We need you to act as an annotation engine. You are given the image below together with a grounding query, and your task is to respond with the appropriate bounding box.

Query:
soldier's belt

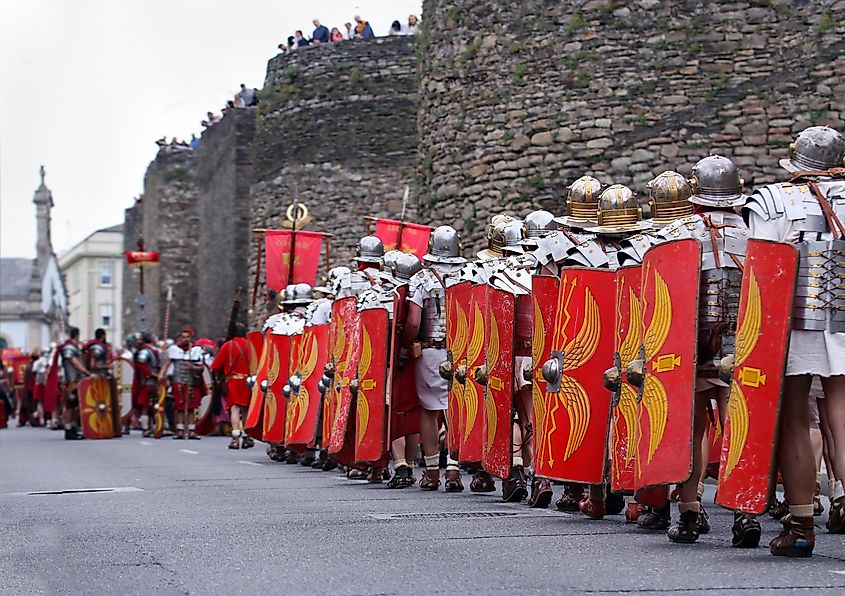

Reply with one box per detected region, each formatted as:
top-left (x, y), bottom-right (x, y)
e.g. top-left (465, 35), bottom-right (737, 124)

top-left (420, 340), bottom-right (446, 349)
top-left (228, 374), bottom-right (248, 380)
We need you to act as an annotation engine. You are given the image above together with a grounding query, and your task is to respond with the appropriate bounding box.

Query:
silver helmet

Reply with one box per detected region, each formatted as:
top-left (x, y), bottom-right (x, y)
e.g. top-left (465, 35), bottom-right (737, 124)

top-left (523, 210), bottom-right (558, 238)
top-left (688, 155), bottom-right (748, 207)
top-left (314, 266), bottom-right (350, 295)
top-left (584, 184), bottom-right (651, 234)
top-left (382, 249), bottom-right (403, 275)
top-left (556, 175), bottom-right (602, 227)
top-left (282, 282), bottom-right (313, 306)
top-left (779, 126), bottom-right (845, 174)
top-left (500, 220), bottom-right (527, 254)
top-left (393, 253), bottom-right (423, 282)
top-left (424, 225), bottom-right (466, 264)
top-left (354, 235), bottom-right (384, 265)
top-left (647, 171), bottom-right (694, 224)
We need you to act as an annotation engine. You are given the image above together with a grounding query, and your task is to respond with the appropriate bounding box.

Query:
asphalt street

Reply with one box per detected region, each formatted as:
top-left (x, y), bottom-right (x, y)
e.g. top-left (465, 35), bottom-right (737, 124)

top-left (1, 427), bottom-right (843, 595)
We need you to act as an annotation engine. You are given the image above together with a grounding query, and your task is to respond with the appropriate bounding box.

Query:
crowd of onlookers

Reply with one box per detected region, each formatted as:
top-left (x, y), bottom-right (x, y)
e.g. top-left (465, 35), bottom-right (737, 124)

top-left (279, 14), bottom-right (420, 52)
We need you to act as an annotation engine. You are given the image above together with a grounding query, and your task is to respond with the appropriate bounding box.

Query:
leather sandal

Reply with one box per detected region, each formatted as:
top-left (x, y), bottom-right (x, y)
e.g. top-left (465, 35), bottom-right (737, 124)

top-left (419, 469), bottom-right (440, 491)
top-left (667, 510), bottom-right (700, 544)
top-left (470, 470), bottom-right (495, 493)
top-left (625, 503), bottom-right (647, 523)
top-left (826, 497), bottom-right (844, 533)
top-left (638, 505), bottom-right (671, 530)
top-left (368, 467), bottom-right (385, 484)
top-left (579, 495), bottom-right (605, 519)
top-left (731, 511), bottom-right (761, 547)
top-left (770, 514), bottom-right (815, 557)
top-left (555, 483), bottom-right (585, 512)
top-left (228, 437), bottom-right (240, 449)
top-left (528, 477), bottom-right (553, 509)
top-left (347, 468), bottom-right (367, 480)
top-left (814, 482), bottom-right (824, 516)
top-left (768, 497), bottom-right (789, 520)
top-left (241, 435), bottom-right (255, 449)
top-left (444, 470), bottom-right (464, 492)
top-left (502, 465), bottom-right (528, 503)
top-left (387, 465), bottom-right (415, 489)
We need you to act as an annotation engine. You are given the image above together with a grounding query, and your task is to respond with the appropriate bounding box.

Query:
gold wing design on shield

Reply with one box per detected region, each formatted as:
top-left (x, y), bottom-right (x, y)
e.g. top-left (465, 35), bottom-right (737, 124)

top-left (485, 312), bottom-right (500, 450)
top-left (617, 384), bottom-right (638, 466)
top-left (724, 268), bottom-right (760, 479)
top-left (620, 287), bottom-right (642, 364)
top-left (616, 286), bottom-right (642, 465)
top-left (558, 288), bottom-right (600, 460)
top-left (264, 344), bottom-right (281, 430)
top-left (531, 296), bottom-right (548, 436)
top-left (463, 303), bottom-right (484, 441)
top-left (333, 319), bottom-right (346, 366)
top-left (641, 269), bottom-right (672, 463)
top-left (450, 297), bottom-right (469, 438)
top-left (356, 328), bottom-right (372, 447)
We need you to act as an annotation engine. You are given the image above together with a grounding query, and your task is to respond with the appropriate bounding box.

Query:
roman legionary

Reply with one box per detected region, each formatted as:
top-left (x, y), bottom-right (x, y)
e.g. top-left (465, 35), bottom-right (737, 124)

top-left (403, 226), bottom-right (467, 490)
top-left (743, 125), bottom-right (845, 554)
top-left (132, 331), bottom-right (161, 437)
top-left (57, 326), bottom-right (91, 440)
top-left (211, 322), bottom-right (254, 450)
top-left (83, 328), bottom-right (112, 376)
top-left (159, 327), bottom-right (205, 440)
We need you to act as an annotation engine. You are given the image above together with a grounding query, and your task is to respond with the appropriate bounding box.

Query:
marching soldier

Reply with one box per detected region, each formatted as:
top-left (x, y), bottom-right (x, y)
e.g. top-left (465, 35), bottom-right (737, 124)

top-left (159, 327), bottom-right (205, 440)
top-left (132, 331), bottom-right (161, 437)
top-left (211, 322), bottom-right (254, 450)
top-left (82, 328), bottom-right (119, 437)
top-left (57, 327), bottom-right (91, 440)
top-left (403, 226), bottom-right (467, 490)
top-left (743, 125), bottom-right (845, 554)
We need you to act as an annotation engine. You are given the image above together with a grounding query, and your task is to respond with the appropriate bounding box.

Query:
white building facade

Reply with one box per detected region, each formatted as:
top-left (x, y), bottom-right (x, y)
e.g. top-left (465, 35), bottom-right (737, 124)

top-left (58, 224), bottom-right (125, 344)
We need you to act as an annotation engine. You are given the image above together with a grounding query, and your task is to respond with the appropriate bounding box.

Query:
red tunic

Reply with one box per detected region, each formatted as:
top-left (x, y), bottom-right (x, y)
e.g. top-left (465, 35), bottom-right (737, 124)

top-left (210, 338), bottom-right (251, 408)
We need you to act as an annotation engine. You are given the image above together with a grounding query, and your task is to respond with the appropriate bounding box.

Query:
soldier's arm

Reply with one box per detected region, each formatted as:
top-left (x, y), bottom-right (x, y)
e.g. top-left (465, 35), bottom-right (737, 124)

top-left (158, 354), bottom-right (171, 381)
top-left (402, 302), bottom-right (422, 347)
top-left (70, 355), bottom-right (91, 377)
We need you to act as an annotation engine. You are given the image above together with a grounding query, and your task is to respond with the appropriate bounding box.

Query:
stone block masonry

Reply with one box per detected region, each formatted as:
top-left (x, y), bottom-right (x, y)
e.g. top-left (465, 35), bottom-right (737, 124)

top-left (417, 0), bottom-right (845, 251)
top-left (196, 109), bottom-right (255, 339)
top-left (248, 37), bottom-right (418, 327)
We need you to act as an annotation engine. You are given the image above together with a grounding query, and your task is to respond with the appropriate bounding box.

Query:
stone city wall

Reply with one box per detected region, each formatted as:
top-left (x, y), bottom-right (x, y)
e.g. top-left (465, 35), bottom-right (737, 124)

top-left (417, 0), bottom-right (845, 250)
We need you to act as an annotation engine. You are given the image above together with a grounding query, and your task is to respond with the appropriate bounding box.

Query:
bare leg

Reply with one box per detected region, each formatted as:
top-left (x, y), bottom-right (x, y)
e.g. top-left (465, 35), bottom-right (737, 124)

top-left (514, 386), bottom-right (533, 467)
top-left (819, 376), bottom-right (845, 483)
top-left (778, 376), bottom-right (814, 507)
top-left (420, 409), bottom-right (440, 457)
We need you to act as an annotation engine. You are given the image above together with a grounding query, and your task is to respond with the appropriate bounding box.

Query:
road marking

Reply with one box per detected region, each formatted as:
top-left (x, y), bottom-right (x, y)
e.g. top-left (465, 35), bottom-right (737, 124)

top-left (26, 486), bottom-right (143, 496)
top-left (139, 441), bottom-right (151, 446)
top-left (830, 570), bottom-right (845, 575)
top-left (179, 449), bottom-right (199, 455)
top-left (237, 460), bottom-right (264, 466)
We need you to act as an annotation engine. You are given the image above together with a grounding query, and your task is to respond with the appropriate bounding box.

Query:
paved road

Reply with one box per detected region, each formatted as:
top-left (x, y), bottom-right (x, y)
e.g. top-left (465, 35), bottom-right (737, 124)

top-left (1, 427), bottom-right (843, 595)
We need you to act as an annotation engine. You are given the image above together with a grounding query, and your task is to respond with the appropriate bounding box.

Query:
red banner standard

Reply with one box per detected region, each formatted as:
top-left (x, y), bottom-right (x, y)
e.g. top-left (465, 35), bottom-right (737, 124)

top-left (632, 239), bottom-right (701, 490)
top-left (373, 219), bottom-right (432, 259)
top-left (458, 284), bottom-right (487, 464)
top-left (285, 324), bottom-right (330, 447)
top-left (607, 265), bottom-right (643, 492)
top-left (264, 230), bottom-right (323, 292)
top-left (125, 250), bottom-right (160, 267)
top-left (537, 267), bottom-right (615, 485)
top-left (261, 334), bottom-right (292, 444)
top-left (716, 240), bottom-right (798, 514)
top-left (354, 308), bottom-right (390, 465)
top-left (78, 377), bottom-right (118, 440)
top-left (530, 275), bottom-right (560, 482)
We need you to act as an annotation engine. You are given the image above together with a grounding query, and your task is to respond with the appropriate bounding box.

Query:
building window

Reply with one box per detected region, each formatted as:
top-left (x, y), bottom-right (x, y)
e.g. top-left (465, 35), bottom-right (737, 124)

top-left (99, 261), bottom-right (114, 287)
top-left (100, 304), bottom-right (113, 328)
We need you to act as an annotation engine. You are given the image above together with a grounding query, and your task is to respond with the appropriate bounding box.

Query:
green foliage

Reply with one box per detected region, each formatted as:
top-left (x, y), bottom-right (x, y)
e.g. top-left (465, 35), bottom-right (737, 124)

top-left (512, 64), bottom-right (528, 85)
top-left (568, 12), bottom-right (585, 34)
top-left (165, 167), bottom-right (189, 183)
top-left (349, 67), bottom-right (364, 86)
top-left (502, 130), bottom-right (514, 142)
top-left (817, 12), bottom-right (834, 35)
top-left (636, 113), bottom-right (648, 125)
top-left (462, 38), bottom-right (481, 62)
top-left (285, 66), bottom-right (300, 83)
top-left (528, 174), bottom-right (544, 188)
top-left (509, 41), bottom-right (523, 55)
top-left (464, 217), bottom-right (478, 233)
top-left (688, 41), bottom-right (701, 56)
top-left (576, 69), bottom-right (592, 88)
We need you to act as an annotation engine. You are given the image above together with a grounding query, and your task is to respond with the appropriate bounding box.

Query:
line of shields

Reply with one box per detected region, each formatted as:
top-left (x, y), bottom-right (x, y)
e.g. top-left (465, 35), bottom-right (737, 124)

top-left (242, 285), bottom-right (420, 469)
top-left (444, 238), bottom-right (799, 515)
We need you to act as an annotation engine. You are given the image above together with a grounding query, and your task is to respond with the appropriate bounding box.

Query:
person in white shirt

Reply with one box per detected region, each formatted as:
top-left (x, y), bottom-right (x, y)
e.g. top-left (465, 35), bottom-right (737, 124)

top-left (158, 328), bottom-right (205, 439)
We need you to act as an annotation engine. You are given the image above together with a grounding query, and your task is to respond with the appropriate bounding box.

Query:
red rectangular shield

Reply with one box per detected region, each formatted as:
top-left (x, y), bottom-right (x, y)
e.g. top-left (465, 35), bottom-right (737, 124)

top-left (246, 331), bottom-right (264, 375)
top-left (355, 308), bottom-right (390, 464)
top-left (482, 286), bottom-right (515, 480)
top-left (530, 275), bottom-right (560, 479)
top-left (634, 239), bottom-right (701, 489)
top-left (536, 268), bottom-right (615, 484)
top-left (244, 334), bottom-right (271, 440)
top-left (445, 281), bottom-right (472, 453)
top-left (458, 284), bottom-right (487, 464)
top-left (285, 324), bottom-right (330, 447)
top-left (327, 297), bottom-right (361, 455)
top-left (262, 334), bottom-right (292, 444)
top-left (716, 240), bottom-right (798, 514)
top-left (609, 265), bottom-right (642, 492)
top-left (78, 376), bottom-right (117, 440)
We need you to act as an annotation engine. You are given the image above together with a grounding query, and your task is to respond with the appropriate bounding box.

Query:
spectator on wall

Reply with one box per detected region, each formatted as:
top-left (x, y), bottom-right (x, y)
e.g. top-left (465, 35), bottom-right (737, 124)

top-left (406, 15), bottom-right (420, 35)
top-left (279, 35), bottom-right (295, 52)
top-left (344, 22), bottom-right (355, 40)
top-left (353, 15), bottom-right (375, 38)
top-left (388, 20), bottom-right (402, 35)
top-left (248, 88), bottom-right (260, 106)
top-left (331, 27), bottom-right (344, 42)
top-left (293, 30), bottom-right (310, 49)
top-left (312, 19), bottom-right (329, 44)
top-left (190, 134), bottom-right (200, 151)
top-left (237, 84), bottom-right (255, 107)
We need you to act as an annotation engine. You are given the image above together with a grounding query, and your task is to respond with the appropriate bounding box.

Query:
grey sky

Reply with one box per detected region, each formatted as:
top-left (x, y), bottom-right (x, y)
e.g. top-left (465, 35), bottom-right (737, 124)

top-left (0, 0), bottom-right (421, 259)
